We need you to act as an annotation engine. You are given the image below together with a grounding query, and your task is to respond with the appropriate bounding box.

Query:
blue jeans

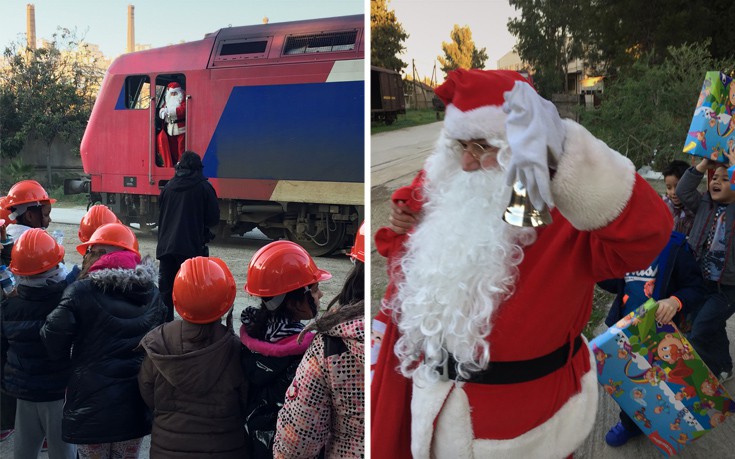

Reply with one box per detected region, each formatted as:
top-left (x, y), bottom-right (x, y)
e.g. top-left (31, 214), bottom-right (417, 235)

top-left (688, 282), bottom-right (735, 375)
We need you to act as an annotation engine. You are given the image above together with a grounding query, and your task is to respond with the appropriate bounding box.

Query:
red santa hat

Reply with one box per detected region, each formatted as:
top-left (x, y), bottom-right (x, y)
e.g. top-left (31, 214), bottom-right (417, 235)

top-left (435, 69), bottom-right (532, 141)
top-left (167, 82), bottom-right (182, 91)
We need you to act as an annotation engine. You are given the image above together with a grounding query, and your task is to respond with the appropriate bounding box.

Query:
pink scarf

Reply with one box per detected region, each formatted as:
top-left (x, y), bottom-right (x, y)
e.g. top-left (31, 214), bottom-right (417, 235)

top-left (88, 251), bottom-right (141, 273)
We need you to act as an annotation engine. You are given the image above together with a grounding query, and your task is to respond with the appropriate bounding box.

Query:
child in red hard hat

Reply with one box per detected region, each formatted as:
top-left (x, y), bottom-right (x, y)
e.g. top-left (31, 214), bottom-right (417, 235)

top-left (41, 223), bottom-right (164, 459)
top-left (1, 229), bottom-right (76, 458)
top-left (273, 222), bottom-right (365, 458)
top-left (240, 240), bottom-right (331, 458)
top-left (138, 256), bottom-right (248, 458)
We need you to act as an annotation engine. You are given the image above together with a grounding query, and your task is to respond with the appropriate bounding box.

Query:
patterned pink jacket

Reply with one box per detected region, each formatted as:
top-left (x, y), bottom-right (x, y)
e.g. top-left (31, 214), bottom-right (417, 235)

top-left (273, 317), bottom-right (365, 458)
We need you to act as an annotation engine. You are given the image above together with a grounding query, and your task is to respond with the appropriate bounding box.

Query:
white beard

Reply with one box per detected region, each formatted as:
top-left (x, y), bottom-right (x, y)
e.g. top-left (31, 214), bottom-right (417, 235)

top-left (389, 133), bottom-right (537, 385)
top-left (165, 91), bottom-right (183, 115)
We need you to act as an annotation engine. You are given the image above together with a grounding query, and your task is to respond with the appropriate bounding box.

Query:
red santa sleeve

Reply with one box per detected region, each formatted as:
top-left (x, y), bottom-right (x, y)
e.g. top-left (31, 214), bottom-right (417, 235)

top-left (550, 119), bottom-right (673, 279)
top-left (175, 102), bottom-right (186, 121)
top-left (374, 170), bottom-right (426, 258)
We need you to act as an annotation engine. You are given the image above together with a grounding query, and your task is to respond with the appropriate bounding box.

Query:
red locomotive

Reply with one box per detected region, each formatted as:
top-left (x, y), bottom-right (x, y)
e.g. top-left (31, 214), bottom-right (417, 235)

top-left (67, 15), bottom-right (364, 255)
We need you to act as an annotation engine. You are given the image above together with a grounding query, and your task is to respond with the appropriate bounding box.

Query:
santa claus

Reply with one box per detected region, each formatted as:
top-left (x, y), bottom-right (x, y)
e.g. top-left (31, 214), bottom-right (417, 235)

top-left (157, 82), bottom-right (186, 167)
top-left (371, 69), bottom-right (673, 458)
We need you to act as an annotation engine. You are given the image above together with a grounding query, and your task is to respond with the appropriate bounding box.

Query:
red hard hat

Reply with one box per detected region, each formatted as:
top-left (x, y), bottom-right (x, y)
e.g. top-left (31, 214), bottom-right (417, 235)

top-left (348, 221), bottom-right (365, 263)
top-left (9, 229), bottom-right (65, 276)
top-left (76, 223), bottom-right (140, 256)
top-left (2, 180), bottom-right (56, 209)
top-left (0, 197), bottom-right (14, 226)
top-left (78, 205), bottom-right (120, 243)
top-left (244, 240), bottom-right (331, 297)
top-left (173, 257), bottom-right (236, 324)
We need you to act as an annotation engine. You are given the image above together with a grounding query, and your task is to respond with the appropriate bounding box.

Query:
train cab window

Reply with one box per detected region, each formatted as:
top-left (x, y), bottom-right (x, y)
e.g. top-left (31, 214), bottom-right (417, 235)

top-left (213, 38), bottom-right (270, 63)
top-left (125, 75), bottom-right (151, 109)
top-left (283, 30), bottom-right (357, 55)
top-left (220, 40), bottom-right (268, 56)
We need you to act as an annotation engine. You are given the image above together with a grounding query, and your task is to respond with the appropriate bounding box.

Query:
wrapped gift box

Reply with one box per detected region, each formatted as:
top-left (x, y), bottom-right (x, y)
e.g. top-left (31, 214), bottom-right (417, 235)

top-left (729, 165), bottom-right (734, 191)
top-left (589, 299), bottom-right (735, 456)
top-left (682, 71), bottom-right (735, 163)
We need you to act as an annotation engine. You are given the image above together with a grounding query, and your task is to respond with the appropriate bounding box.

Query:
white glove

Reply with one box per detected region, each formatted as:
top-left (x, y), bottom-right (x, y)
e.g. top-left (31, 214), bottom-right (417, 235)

top-left (503, 81), bottom-right (565, 210)
top-left (159, 107), bottom-right (167, 119)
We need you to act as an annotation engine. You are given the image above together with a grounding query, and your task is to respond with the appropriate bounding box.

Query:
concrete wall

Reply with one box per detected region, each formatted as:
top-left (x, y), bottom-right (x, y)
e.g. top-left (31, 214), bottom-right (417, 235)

top-left (7, 135), bottom-right (84, 188)
top-left (551, 93), bottom-right (582, 122)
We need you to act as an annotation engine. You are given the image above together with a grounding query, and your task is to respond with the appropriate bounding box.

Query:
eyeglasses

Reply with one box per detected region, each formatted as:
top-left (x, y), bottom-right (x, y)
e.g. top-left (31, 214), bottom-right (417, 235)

top-left (455, 141), bottom-right (499, 162)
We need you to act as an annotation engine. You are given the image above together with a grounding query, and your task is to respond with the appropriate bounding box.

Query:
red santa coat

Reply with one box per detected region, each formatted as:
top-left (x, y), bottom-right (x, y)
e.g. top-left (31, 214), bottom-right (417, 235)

top-left (157, 100), bottom-right (187, 167)
top-left (371, 120), bottom-right (672, 458)
top-left (162, 101), bottom-right (186, 137)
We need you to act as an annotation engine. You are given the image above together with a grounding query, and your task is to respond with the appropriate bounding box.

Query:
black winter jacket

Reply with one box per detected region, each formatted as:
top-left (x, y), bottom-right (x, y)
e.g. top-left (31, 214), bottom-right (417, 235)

top-left (240, 326), bottom-right (313, 459)
top-left (40, 257), bottom-right (165, 444)
top-left (156, 169), bottom-right (219, 259)
top-left (1, 281), bottom-right (72, 402)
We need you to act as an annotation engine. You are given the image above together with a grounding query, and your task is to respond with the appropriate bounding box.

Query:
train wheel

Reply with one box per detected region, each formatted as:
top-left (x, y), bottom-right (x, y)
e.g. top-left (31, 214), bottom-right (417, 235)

top-left (286, 222), bottom-right (346, 257)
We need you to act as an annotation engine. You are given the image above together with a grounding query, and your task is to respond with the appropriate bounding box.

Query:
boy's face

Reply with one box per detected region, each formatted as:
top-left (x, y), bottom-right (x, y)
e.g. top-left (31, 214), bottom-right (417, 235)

top-left (18, 203), bottom-right (52, 229)
top-left (664, 175), bottom-right (681, 206)
top-left (710, 167), bottom-right (735, 204)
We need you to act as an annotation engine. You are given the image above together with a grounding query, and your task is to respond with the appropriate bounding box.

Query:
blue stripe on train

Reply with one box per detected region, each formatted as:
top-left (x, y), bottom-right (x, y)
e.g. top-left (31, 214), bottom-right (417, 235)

top-left (202, 81), bottom-right (364, 183)
top-left (115, 85), bottom-right (126, 110)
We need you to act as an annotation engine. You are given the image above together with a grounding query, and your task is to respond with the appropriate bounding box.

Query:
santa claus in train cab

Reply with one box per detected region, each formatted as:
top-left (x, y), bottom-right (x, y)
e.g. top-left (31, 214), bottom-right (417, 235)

top-left (157, 82), bottom-right (186, 167)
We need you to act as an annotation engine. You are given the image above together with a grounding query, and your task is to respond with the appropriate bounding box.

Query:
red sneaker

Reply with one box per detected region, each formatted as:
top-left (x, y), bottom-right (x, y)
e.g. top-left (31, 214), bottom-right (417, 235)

top-left (0, 429), bottom-right (14, 442)
top-left (41, 438), bottom-right (48, 451)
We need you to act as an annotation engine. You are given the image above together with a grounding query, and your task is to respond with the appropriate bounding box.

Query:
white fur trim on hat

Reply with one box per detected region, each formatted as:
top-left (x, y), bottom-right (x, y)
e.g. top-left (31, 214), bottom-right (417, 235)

top-left (442, 104), bottom-right (507, 142)
top-left (551, 119), bottom-right (636, 231)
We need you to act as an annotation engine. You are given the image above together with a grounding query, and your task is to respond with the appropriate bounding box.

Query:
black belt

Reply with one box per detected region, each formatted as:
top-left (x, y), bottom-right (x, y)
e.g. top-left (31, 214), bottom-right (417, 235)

top-left (440, 335), bottom-right (584, 384)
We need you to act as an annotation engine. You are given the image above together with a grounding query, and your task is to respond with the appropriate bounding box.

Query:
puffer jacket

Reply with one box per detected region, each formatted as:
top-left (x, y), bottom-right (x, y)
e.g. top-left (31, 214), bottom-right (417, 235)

top-left (138, 320), bottom-right (248, 458)
top-left (40, 257), bottom-right (165, 444)
top-left (1, 281), bottom-right (72, 401)
top-left (274, 302), bottom-right (365, 459)
top-left (240, 326), bottom-right (314, 459)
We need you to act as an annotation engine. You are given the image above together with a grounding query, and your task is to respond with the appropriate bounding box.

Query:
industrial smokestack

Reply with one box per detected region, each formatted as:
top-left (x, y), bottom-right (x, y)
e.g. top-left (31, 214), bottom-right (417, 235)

top-left (127, 4), bottom-right (135, 53)
top-left (26, 4), bottom-right (36, 50)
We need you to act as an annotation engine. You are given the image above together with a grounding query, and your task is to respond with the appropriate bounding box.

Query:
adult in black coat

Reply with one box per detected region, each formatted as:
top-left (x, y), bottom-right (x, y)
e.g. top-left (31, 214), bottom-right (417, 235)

top-left (41, 224), bottom-right (165, 456)
top-left (156, 150), bottom-right (220, 321)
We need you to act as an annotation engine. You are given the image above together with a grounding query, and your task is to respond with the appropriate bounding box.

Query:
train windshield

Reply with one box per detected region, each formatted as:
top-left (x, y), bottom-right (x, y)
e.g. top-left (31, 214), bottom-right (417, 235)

top-left (124, 75), bottom-right (151, 109)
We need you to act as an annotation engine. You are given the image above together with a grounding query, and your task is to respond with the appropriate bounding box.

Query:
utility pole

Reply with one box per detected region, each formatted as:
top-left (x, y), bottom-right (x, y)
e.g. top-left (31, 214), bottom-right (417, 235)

top-left (412, 59), bottom-right (419, 110)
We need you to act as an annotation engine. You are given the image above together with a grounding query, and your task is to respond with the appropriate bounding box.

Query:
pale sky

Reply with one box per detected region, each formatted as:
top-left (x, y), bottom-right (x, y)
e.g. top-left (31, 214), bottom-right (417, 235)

top-left (389, 0), bottom-right (520, 81)
top-left (0, 0), bottom-right (364, 59)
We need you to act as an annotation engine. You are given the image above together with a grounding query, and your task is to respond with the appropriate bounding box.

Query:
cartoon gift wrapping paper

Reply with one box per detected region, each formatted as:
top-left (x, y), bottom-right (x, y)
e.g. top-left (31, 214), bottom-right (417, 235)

top-left (683, 71), bottom-right (735, 164)
top-left (589, 299), bottom-right (735, 456)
